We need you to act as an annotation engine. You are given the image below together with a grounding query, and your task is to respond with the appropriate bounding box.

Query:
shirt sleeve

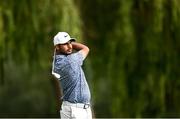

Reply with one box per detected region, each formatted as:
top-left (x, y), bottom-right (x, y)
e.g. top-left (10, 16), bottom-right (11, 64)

top-left (68, 51), bottom-right (84, 66)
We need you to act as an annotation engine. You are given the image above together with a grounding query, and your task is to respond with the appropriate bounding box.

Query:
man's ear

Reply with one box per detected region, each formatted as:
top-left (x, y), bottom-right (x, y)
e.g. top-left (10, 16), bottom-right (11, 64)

top-left (55, 45), bottom-right (59, 50)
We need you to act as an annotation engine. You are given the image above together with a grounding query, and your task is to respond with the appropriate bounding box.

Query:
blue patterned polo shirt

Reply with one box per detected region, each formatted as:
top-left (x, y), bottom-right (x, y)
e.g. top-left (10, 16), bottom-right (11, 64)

top-left (53, 51), bottom-right (91, 103)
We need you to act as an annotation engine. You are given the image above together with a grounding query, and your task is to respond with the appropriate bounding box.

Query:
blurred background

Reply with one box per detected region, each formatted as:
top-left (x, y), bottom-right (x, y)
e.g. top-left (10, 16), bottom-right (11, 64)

top-left (0, 0), bottom-right (180, 118)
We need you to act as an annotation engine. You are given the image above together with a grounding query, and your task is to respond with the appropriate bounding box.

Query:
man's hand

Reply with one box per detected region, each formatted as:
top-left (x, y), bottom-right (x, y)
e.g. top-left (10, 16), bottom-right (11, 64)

top-left (71, 42), bottom-right (89, 59)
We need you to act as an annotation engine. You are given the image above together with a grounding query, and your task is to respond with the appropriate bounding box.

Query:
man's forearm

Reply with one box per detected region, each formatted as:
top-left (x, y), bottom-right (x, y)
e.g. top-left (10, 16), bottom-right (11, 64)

top-left (71, 42), bottom-right (89, 51)
top-left (71, 42), bottom-right (89, 59)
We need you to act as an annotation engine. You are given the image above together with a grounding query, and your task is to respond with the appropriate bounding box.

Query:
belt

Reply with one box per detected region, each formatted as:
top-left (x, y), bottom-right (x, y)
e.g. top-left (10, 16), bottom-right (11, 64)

top-left (62, 101), bottom-right (90, 109)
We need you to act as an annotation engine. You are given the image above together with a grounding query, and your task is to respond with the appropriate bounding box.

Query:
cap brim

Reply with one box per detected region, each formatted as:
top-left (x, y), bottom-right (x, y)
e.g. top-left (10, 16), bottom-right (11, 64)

top-left (70, 38), bottom-right (76, 42)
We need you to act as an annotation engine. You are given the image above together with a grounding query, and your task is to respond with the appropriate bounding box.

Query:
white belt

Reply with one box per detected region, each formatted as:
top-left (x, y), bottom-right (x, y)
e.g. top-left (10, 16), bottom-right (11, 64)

top-left (62, 101), bottom-right (90, 109)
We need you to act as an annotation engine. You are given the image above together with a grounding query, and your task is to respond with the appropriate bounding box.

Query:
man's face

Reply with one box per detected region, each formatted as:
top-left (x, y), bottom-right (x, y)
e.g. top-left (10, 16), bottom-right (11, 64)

top-left (56, 41), bottom-right (73, 54)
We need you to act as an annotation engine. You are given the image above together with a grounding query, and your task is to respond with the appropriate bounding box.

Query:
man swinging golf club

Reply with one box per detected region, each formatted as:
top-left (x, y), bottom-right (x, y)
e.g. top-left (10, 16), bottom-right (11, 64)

top-left (52, 32), bottom-right (92, 119)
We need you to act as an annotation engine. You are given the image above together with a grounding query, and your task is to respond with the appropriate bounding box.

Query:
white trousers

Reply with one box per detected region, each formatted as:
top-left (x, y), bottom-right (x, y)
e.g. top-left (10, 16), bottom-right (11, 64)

top-left (60, 101), bottom-right (92, 119)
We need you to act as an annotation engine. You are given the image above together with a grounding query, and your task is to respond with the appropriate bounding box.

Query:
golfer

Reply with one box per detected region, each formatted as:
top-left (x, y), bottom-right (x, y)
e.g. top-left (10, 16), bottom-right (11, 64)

top-left (52, 32), bottom-right (92, 119)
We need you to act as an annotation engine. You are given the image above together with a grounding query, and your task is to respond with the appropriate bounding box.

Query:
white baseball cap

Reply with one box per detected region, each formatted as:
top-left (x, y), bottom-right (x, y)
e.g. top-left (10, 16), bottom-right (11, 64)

top-left (53, 32), bottom-right (75, 46)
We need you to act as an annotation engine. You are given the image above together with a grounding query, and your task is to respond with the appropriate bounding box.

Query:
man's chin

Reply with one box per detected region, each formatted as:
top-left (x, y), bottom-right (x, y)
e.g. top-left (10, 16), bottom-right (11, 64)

top-left (66, 51), bottom-right (72, 54)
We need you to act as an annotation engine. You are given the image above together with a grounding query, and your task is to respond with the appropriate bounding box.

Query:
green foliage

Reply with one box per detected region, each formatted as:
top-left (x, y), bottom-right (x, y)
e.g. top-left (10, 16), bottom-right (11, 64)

top-left (0, 0), bottom-right (82, 117)
top-left (77, 0), bottom-right (180, 117)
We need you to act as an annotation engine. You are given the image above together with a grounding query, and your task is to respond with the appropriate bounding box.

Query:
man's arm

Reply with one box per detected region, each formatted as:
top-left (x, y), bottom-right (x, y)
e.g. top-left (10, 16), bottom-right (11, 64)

top-left (71, 42), bottom-right (89, 59)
